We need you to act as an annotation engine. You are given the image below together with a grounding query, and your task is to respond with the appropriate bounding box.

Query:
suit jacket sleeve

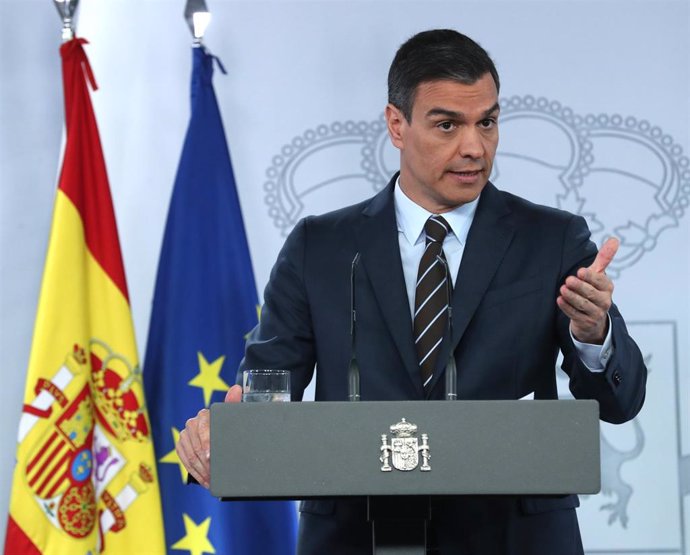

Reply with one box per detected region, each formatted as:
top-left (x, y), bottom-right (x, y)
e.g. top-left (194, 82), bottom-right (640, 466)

top-left (557, 215), bottom-right (646, 424)
top-left (238, 218), bottom-right (316, 400)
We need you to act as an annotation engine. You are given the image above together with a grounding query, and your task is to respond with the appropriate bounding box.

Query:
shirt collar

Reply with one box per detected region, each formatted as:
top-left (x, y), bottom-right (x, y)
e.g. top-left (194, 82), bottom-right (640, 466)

top-left (394, 176), bottom-right (480, 246)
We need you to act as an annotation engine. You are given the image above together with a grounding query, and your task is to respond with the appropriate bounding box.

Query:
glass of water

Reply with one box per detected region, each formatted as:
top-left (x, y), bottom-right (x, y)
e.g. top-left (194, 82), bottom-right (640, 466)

top-left (242, 369), bottom-right (291, 402)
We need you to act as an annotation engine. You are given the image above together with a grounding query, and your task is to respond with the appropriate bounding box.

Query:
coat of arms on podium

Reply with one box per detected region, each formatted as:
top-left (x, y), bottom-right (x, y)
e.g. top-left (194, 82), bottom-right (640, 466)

top-left (380, 418), bottom-right (430, 472)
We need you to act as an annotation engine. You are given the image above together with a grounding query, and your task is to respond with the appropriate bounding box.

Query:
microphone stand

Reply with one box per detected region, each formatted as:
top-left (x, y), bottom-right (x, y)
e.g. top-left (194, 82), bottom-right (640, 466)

top-left (348, 253), bottom-right (361, 401)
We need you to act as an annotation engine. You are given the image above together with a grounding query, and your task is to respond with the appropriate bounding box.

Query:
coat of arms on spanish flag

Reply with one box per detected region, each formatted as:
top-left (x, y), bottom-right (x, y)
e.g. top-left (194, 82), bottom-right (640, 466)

top-left (4, 38), bottom-right (165, 554)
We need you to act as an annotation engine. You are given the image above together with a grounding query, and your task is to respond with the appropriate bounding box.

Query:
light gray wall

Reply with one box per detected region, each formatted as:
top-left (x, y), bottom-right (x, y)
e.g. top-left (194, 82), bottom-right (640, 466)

top-left (0, 0), bottom-right (64, 547)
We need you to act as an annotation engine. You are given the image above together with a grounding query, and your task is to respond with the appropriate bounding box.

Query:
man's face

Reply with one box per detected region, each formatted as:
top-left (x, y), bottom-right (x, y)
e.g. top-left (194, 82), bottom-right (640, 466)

top-left (385, 73), bottom-right (499, 213)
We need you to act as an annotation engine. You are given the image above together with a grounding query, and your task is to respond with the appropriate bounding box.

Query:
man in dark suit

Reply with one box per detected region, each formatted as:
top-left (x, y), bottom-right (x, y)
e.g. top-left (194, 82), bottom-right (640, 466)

top-left (177, 29), bottom-right (646, 554)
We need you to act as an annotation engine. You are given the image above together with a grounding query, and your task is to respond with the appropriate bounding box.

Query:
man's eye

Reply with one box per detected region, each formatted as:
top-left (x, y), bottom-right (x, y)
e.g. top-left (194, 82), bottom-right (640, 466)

top-left (438, 121), bottom-right (455, 131)
top-left (479, 118), bottom-right (497, 129)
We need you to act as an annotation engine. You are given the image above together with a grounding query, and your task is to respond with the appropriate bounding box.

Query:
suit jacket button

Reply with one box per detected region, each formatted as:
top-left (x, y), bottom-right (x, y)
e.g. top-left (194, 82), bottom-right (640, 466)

top-left (612, 372), bottom-right (622, 385)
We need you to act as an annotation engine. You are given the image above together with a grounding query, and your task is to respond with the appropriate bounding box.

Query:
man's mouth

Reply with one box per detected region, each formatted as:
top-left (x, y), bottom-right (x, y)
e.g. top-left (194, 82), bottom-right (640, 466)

top-left (449, 170), bottom-right (482, 176)
top-left (447, 169), bottom-right (483, 182)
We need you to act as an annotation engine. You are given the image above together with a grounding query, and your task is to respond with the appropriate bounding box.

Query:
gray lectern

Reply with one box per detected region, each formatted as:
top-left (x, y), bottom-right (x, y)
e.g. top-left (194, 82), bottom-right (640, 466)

top-left (210, 400), bottom-right (600, 554)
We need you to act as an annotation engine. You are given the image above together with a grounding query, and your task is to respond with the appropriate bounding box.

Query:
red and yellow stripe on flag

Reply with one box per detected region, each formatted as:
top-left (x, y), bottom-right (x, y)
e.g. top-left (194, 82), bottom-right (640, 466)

top-left (4, 38), bottom-right (165, 555)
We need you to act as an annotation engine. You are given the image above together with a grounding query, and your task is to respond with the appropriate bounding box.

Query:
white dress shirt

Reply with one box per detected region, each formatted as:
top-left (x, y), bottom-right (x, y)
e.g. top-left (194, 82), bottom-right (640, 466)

top-left (393, 178), bottom-right (612, 372)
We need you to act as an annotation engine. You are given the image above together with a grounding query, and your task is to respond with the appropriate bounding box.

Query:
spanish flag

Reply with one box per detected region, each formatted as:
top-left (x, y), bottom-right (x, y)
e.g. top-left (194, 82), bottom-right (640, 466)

top-left (4, 39), bottom-right (165, 554)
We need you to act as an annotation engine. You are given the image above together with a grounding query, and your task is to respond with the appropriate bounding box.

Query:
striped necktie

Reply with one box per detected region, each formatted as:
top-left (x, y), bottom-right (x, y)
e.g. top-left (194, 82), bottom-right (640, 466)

top-left (414, 215), bottom-right (451, 388)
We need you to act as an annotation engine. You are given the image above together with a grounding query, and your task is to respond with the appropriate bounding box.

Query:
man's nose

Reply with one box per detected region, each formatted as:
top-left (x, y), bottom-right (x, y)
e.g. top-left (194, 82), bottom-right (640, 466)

top-left (457, 128), bottom-right (484, 159)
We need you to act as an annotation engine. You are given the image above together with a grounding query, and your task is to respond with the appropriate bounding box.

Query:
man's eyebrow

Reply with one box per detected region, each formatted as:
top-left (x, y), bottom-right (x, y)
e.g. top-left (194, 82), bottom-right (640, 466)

top-left (482, 102), bottom-right (501, 117)
top-left (425, 102), bottom-right (501, 120)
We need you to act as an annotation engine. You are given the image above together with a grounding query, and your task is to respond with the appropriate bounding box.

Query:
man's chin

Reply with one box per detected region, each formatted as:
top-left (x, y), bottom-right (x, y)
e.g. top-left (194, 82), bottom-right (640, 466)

top-left (434, 184), bottom-right (487, 211)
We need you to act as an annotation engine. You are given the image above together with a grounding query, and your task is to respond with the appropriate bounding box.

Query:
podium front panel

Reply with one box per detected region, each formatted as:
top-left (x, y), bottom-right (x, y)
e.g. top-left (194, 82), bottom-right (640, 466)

top-left (210, 400), bottom-right (600, 499)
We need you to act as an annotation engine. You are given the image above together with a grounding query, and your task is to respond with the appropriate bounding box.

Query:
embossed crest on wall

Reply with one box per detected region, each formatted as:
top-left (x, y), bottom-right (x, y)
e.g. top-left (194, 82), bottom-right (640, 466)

top-left (263, 96), bottom-right (690, 278)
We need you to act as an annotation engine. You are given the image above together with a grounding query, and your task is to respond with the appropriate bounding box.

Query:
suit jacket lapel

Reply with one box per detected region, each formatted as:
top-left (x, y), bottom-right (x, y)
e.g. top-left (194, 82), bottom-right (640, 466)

top-left (355, 177), bottom-right (423, 396)
top-left (427, 182), bottom-right (516, 397)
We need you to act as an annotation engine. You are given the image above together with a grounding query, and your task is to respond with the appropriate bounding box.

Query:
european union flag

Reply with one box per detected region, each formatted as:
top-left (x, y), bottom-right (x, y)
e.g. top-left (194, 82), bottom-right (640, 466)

top-left (143, 46), bottom-right (297, 555)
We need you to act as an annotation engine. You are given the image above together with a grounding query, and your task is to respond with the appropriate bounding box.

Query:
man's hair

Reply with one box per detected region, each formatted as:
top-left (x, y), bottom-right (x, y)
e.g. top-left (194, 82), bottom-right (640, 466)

top-left (388, 29), bottom-right (500, 121)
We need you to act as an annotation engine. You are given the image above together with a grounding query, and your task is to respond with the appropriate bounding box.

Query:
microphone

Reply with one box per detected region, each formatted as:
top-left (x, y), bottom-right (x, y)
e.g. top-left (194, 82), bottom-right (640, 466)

top-left (348, 252), bottom-right (361, 401)
top-left (436, 254), bottom-right (457, 400)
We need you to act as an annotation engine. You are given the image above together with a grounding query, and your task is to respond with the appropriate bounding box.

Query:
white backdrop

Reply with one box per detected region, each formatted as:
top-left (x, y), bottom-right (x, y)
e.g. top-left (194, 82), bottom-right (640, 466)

top-left (1, 0), bottom-right (688, 552)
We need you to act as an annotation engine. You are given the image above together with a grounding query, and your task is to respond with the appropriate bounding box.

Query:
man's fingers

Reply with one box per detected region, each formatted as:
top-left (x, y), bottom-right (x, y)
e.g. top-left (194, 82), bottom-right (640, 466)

top-left (560, 285), bottom-right (590, 314)
top-left (225, 384), bottom-right (242, 403)
top-left (566, 274), bottom-right (613, 303)
top-left (187, 409), bottom-right (210, 459)
top-left (176, 429), bottom-right (210, 487)
top-left (565, 276), bottom-right (598, 303)
top-left (179, 426), bottom-right (210, 485)
top-left (576, 267), bottom-right (614, 293)
top-left (560, 280), bottom-right (610, 315)
top-left (176, 388), bottom-right (241, 489)
top-left (589, 237), bottom-right (620, 274)
top-left (175, 408), bottom-right (212, 488)
top-left (556, 295), bottom-right (582, 320)
top-left (178, 438), bottom-right (207, 485)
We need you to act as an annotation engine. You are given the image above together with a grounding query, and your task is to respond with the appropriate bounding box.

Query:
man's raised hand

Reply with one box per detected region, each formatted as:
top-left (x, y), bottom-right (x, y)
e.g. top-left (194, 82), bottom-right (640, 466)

top-left (556, 237), bottom-right (619, 344)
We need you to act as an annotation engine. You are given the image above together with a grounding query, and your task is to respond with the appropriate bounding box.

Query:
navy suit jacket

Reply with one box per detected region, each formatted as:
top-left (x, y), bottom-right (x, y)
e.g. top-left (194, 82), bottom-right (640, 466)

top-left (240, 175), bottom-right (646, 554)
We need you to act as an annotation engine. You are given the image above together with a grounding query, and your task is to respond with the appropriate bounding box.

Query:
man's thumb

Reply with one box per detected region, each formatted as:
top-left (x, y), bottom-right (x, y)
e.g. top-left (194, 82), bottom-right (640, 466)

top-left (590, 237), bottom-right (620, 273)
top-left (225, 384), bottom-right (242, 403)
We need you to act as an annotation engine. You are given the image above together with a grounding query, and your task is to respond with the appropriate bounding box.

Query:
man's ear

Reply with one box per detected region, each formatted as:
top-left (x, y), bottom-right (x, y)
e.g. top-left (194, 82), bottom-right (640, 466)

top-left (385, 103), bottom-right (405, 150)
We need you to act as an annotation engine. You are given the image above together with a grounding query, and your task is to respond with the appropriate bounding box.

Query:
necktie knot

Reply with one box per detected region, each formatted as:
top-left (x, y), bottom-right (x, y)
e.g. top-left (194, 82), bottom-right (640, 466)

top-left (424, 215), bottom-right (450, 245)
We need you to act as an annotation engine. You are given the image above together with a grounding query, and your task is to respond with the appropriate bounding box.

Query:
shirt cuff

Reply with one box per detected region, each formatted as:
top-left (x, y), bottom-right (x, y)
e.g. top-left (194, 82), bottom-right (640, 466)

top-left (570, 314), bottom-right (614, 373)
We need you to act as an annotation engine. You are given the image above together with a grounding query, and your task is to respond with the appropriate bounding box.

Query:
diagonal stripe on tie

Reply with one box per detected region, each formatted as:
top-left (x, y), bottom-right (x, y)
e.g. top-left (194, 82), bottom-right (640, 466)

top-left (414, 214), bottom-right (452, 387)
top-left (414, 278), bottom-right (447, 317)
top-left (415, 304), bottom-right (449, 344)
top-left (419, 336), bottom-right (444, 366)
top-left (416, 258), bottom-right (440, 287)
